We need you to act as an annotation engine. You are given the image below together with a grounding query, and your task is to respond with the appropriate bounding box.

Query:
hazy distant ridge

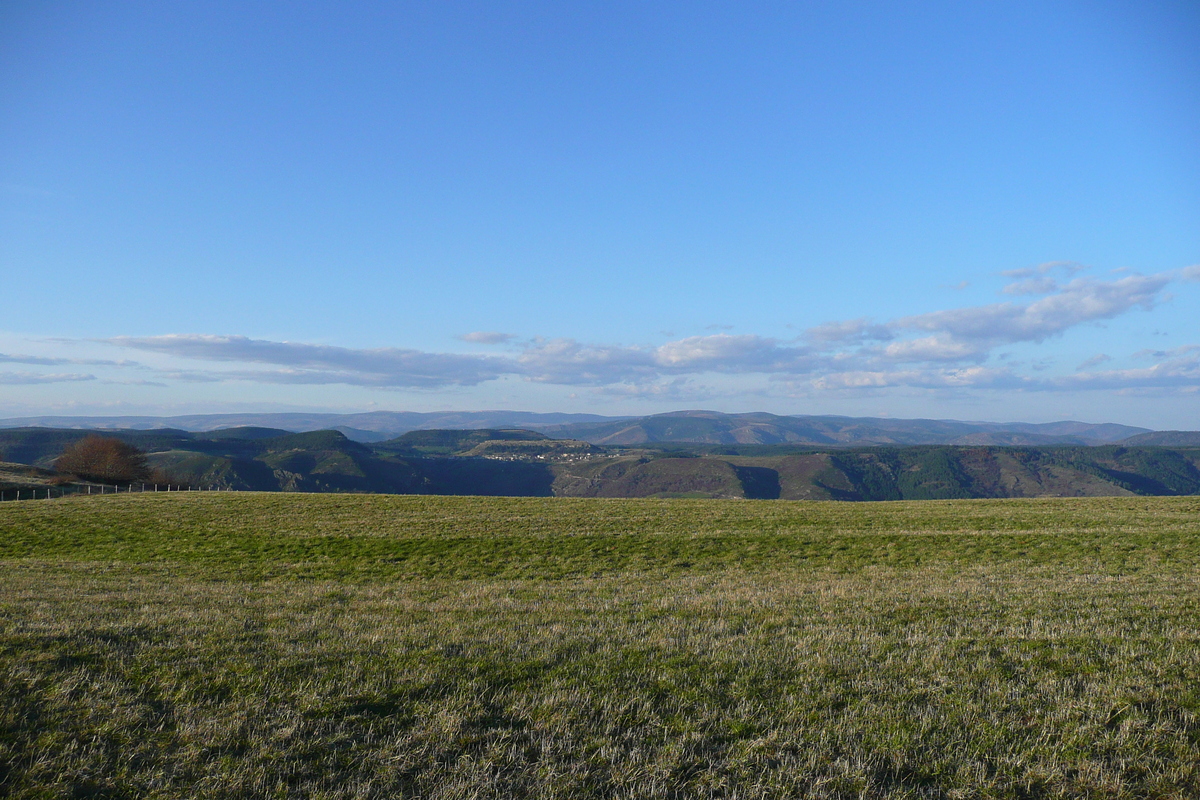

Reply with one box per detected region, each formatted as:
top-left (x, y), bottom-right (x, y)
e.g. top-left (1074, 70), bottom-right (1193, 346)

top-left (0, 411), bottom-right (624, 441)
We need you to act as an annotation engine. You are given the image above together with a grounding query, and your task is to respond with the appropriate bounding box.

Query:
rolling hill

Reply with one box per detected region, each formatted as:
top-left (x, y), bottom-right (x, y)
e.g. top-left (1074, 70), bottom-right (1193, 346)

top-left (1118, 430), bottom-right (1200, 447)
top-left (3, 425), bottom-right (1199, 502)
top-left (540, 410), bottom-right (1150, 446)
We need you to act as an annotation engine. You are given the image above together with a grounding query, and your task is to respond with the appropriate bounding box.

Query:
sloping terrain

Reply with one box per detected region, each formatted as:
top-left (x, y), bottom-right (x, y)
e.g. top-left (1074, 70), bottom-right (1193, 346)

top-left (551, 456), bottom-right (750, 498)
top-left (4, 494), bottom-right (1200, 798)
top-left (3, 426), bottom-right (1200, 501)
top-left (0, 427), bottom-right (274, 469)
top-left (1119, 430), bottom-right (1200, 446)
top-left (541, 410), bottom-right (1150, 446)
top-left (0, 462), bottom-right (58, 491)
top-left (549, 445), bottom-right (1200, 501)
top-left (375, 428), bottom-right (552, 455)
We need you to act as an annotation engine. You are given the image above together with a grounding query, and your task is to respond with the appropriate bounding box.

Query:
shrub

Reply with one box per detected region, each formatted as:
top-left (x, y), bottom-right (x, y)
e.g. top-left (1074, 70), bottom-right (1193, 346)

top-left (55, 435), bottom-right (150, 485)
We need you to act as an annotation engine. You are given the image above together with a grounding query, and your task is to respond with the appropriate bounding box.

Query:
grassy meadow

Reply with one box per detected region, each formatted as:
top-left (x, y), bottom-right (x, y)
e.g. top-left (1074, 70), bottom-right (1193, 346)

top-left (2, 493), bottom-right (1199, 798)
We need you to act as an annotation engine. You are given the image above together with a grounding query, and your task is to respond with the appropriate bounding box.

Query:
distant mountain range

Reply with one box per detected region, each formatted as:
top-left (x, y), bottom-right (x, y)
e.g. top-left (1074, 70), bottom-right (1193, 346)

top-left (0, 411), bottom-right (621, 442)
top-left (0, 409), bottom-right (1157, 446)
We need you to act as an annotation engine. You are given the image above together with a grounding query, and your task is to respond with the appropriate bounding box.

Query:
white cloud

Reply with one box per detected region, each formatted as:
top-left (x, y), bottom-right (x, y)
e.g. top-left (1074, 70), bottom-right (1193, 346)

top-left (877, 336), bottom-right (985, 363)
top-left (593, 377), bottom-right (712, 400)
top-left (653, 334), bottom-right (813, 372)
top-left (805, 318), bottom-right (892, 345)
top-left (1076, 354), bottom-right (1112, 371)
top-left (1001, 261), bottom-right (1085, 279)
top-left (0, 352), bottom-right (136, 367)
top-left (811, 350), bottom-right (1200, 396)
top-left (1001, 276), bottom-right (1058, 295)
top-left (515, 338), bottom-right (655, 385)
top-left (456, 331), bottom-right (516, 344)
top-left (812, 366), bottom-right (1021, 392)
top-left (0, 371), bottom-right (96, 384)
top-left (109, 335), bottom-right (510, 387)
top-left (797, 269), bottom-right (1182, 384)
top-left (1133, 344), bottom-right (1200, 360)
top-left (61, 264), bottom-right (1197, 400)
top-left (1051, 355), bottom-right (1200, 390)
top-left (896, 273), bottom-right (1169, 345)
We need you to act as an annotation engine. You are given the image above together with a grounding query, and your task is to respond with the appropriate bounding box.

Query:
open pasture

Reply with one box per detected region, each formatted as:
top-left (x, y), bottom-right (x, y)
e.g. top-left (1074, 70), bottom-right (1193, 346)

top-left (2, 494), bottom-right (1199, 798)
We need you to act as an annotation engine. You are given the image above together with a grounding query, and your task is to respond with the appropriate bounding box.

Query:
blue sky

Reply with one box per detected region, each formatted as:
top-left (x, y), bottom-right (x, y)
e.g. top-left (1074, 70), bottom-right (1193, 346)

top-left (1, 0), bottom-right (1198, 427)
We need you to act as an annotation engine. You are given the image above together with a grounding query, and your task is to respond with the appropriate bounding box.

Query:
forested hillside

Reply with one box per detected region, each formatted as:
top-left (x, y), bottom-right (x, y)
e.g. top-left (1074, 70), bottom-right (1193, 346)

top-left (3, 426), bottom-right (1199, 500)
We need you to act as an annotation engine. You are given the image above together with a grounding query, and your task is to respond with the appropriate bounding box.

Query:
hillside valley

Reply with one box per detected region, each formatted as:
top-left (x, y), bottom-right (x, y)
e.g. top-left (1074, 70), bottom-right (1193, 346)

top-left (3, 425), bottom-right (1200, 501)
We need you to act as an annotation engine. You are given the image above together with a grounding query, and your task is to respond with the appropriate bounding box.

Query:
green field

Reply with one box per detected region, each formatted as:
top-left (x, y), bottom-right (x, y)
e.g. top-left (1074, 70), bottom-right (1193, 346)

top-left (2, 494), bottom-right (1199, 798)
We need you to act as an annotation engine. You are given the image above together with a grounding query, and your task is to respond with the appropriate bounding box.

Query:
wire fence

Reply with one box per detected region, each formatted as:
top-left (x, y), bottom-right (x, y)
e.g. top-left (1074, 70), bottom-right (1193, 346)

top-left (0, 483), bottom-right (238, 502)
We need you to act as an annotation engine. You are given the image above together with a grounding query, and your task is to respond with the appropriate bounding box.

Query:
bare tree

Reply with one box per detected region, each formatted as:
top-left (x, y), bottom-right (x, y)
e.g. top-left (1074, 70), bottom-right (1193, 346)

top-left (55, 435), bottom-right (151, 485)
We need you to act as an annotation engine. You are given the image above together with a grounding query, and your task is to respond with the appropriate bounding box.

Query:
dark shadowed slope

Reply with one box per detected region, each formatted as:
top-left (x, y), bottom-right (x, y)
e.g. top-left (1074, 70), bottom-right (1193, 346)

top-left (5, 425), bottom-right (1197, 501)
